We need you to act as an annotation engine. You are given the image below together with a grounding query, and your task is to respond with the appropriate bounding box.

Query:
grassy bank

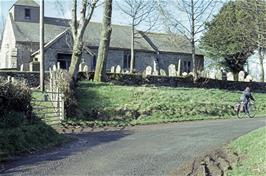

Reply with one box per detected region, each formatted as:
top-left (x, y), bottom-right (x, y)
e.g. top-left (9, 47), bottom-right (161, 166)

top-left (67, 81), bottom-right (266, 127)
top-left (0, 114), bottom-right (65, 162)
top-left (227, 127), bottom-right (266, 175)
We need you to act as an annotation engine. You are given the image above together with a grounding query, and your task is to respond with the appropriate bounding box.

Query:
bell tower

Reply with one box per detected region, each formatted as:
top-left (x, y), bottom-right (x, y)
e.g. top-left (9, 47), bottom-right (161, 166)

top-left (9, 0), bottom-right (40, 23)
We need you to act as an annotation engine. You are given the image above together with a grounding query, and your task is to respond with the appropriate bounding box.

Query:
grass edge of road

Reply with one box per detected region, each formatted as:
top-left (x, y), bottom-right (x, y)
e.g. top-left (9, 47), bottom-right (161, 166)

top-left (174, 125), bottom-right (266, 175)
top-left (226, 126), bottom-right (266, 176)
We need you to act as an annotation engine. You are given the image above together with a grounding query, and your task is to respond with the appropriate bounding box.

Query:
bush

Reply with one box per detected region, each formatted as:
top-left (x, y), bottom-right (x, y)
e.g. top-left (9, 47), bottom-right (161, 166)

top-left (50, 70), bottom-right (78, 117)
top-left (0, 78), bottom-right (32, 120)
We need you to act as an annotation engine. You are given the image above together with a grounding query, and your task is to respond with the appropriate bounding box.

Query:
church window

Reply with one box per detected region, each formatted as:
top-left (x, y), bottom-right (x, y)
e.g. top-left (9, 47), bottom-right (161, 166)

top-left (123, 51), bottom-right (131, 69)
top-left (25, 9), bottom-right (31, 19)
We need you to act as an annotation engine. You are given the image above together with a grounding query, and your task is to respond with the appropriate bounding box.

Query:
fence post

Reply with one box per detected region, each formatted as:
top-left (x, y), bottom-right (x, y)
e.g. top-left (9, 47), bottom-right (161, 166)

top-left (60, 94), bottom-right (65, 120)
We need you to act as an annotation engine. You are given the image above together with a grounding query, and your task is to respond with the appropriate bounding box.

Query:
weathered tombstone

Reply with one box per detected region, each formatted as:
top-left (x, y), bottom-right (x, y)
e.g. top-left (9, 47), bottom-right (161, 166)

top-left (7, 76), bottom-right (11, 82)
top-left (215, 71), bottom-right (222, 80)
top-left (160, 69), bottom-right (167, 76)
top-left (83, 65), bottom-right (88, 72)
top-left (188, 72), bottom-right (194, 76)
top-left (79, 63), bottom-right (84, 72)
top-left (153, 70), bottom-right (159, 76)
top-left (145, 66), bottom-right (152, 76)
top-left (53, 64), bottom-right (57, 71)
top-left (238, 71), bottom-right (245, 81)
top-left (115, 65), bottom-right (121, 73)
top-left (11, 77), bottom-right (15, 83)
top-left (177, 59), bottom-right (181, 76)
top-left (209, 71), bottom-right (216, 79)
top-left (110, 66), bottom-right (115, 73)
top-left (168, 64), bottom-right (176, 77)
top-left (227, 72), bottom-right (234, 81)
top-left (182, 72), bottom-right (188, 76)
top-left (20, 64), bottom-right (24, 71)
top-left (57, 62), bottom-right (60, 69)
top-left (245, 75), bottom-right (253, 82)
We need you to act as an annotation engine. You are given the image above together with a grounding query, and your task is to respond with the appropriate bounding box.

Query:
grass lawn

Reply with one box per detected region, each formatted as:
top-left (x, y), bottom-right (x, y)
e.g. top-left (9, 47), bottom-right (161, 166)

top-left (65, 81), bottom-right (266, 127)
top-left (227, 127), bottom-right (266, 176)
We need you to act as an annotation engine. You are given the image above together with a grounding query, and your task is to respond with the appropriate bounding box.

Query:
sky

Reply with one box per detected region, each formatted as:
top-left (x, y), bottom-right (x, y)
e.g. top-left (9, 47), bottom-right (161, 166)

top-left (0, 0), bottom-right (265, 80)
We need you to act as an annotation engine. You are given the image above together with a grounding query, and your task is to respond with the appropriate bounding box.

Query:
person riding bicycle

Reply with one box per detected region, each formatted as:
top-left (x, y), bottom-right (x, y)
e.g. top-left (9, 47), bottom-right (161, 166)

top-left (240, 87), bottom-right (255, 114)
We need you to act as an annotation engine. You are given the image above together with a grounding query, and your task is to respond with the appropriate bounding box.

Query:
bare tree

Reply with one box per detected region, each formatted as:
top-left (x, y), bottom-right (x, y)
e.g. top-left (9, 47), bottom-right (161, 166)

top-left (68, 0), bottom-right (99, 82)
top-left (94, 0), bottom-right (113, 82)
top-left (157, 0), bottom-right (217, 81)
top-left (116, 0), bottom-right (157, 73)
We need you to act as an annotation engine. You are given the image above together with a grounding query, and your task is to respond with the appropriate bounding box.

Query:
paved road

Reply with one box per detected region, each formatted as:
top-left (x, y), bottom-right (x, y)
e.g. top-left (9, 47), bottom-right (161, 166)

top-left (1, 118), bottom-right (266, 176)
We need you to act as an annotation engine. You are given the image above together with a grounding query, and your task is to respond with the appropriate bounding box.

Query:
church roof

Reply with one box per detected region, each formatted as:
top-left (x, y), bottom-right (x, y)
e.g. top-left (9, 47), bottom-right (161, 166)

top-left (12, 17), bottom-right (202, 55)
top-left (14, 0), bottom-right (39, 7)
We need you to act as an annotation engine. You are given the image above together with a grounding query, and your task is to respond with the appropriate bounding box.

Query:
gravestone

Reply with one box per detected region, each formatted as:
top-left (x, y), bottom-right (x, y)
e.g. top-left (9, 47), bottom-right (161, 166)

top-left (215, 71), bottom-right (222, 80)
top-left (153, 69), bottom-right (159, 76)
top-left (245, 75), bottom-right (253, 82)
top-left (177, 59), bottom-right (181, 76)
top-left (160, 69), bottom-right (167, 76)
top-left (115, 65), bottom-right (121, 73)
top-left (188, 72), bottom-right (194, 76)
top-left (168, 64), bottom-right (176, 77)
top-left (53, 64), bottom-right (57, 71)
top-left (145, 66), bottom-right (152, 76)
top-left (110, 66), bottom-right (115, 73)
top-left (83, 65), bottom-right (88, 72)
top-left (182, 72), bottom-right (188, 76)
top-left (57, 62), bottom-right (60, 69)
top-left (209, 71), bottom-right (216, 79)
top-left (227, 72), bottom-right (234, 81)
top-left (238, 71), bottom-right (245, 81)
top-left (20, 64), bottom-right (24, 71)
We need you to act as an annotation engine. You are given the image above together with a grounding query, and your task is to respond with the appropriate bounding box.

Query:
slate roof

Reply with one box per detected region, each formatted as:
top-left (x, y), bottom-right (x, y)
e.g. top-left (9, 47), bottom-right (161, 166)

top-left (13, 0), bottom-right (39, 7)
top-left (12, 16), bottom-right (202, 55)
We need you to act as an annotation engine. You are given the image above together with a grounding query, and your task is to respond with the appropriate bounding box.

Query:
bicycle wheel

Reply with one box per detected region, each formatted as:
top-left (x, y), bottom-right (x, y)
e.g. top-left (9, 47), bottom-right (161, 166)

top-left (248, 102), bottom-right (256, 118)
top-left (237, 103), bottom-right (246, 118)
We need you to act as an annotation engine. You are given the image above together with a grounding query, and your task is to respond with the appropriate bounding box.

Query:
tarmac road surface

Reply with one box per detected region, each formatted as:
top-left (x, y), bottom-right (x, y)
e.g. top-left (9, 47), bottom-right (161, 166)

top-left (1, 118), bottom-right (266, 176)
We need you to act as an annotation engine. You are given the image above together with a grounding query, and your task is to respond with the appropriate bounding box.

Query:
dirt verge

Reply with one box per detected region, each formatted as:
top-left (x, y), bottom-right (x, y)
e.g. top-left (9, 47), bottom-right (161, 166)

top-left (173, 148), bottom-right (239, 176)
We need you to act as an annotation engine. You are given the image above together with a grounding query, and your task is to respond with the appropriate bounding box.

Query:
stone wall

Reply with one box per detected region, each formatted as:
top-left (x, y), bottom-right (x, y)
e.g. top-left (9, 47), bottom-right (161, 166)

top-left (84, 72), bottom-right (266, 93)
top-left (2, 71), bottom-right (264, 93)
top-left (0, 71), bottom-right (48, 87)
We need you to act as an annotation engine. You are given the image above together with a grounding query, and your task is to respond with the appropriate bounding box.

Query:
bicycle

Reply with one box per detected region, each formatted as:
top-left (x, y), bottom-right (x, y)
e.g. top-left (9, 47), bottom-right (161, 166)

top-left (235, 101), bottom-right (256, 118)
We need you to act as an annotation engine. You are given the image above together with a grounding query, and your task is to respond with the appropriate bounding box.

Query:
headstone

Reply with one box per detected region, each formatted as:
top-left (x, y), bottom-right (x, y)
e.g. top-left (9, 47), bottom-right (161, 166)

top-left (110, 66), bottom-right (115, 73)
top-left (57, 62), bottom-right (60, 69)
top-left (182, 72), bottom-right (188, 76)
top-left (227, 72), bottom-right (234, 81)
top-left (215, 71), bottom-right (222, 80)
top-left (53, 64), bottom-right (57, 71)
top-left (115, 65), bottom-right (121, 73)
top-left (188, 72), bottom-right (194, 76)
top-left (83, 65), bottom-right (88, 72)
top-left (153, 70), bottom-right (159, 76)
top-left (245, 75), bottom-right (253, 82)
top-left (209, 71), bottom-right (216, 79)
top-left (20, 64), bottom-right (24, 71)
top-left (168, 64), bottom-right (176, 77)
top-left (145, 66), bottom-right (152, 76)
top-left (79, 63), bottom-right (84, 72)
top-left (238, 71), bottom-right (245, 81)
top-left (160, 69), bottom-right (167, 76)
top-left (177, 59), bottom-right (181, 76)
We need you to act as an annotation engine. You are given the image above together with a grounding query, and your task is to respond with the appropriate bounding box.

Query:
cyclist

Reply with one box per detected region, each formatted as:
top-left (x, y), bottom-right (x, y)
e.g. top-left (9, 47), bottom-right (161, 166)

top-left (240, 87), bottom-right (255, 114)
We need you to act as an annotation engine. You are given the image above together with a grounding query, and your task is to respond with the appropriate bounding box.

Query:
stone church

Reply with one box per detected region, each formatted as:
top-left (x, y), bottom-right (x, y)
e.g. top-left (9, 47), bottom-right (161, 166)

top-left (0, 0), bottom-right (204, 74)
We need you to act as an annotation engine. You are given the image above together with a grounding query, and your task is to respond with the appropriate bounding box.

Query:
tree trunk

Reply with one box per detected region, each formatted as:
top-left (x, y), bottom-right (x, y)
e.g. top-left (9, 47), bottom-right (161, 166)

top-left (130, 22), bottom-right (135, 73)
top-left (191, 0), bottom-right (198, 82)
top-left (259, 47), bottom-right (264, 82)
top-left (69, 39), bottom-right (83, 82)
top-left (94, 0), bottom-right (113, 82)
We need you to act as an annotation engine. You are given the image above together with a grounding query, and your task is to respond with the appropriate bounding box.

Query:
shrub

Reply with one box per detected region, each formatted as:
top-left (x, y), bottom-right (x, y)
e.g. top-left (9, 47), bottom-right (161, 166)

top-left (50, 70), bottom-right (78, 117)
top-left (0, 78), bottom-right (32, 120)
